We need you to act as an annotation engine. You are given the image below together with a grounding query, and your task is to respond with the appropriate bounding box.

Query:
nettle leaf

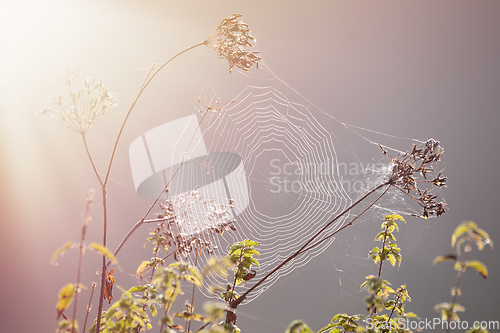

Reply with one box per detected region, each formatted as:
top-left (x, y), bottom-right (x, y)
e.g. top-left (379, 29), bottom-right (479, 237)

top-left (57, 319), bottom-right (78, 333)
top-left (50, 241), bottom-right (74, 265)
top-left (369, 246), bottom-right (380, 255)
top-left (180, 273), bottom-right (203, 288)
top-left (452, 221), bottom-right (477, 247)
top-left (433, 254), bottom-right (457, 265)
top-left (465, 260), bottom-right (488, 279)
top-left (136, 260), bottom-right (153, 278)
top-left (56, 284), bottom-right (75, 319)
top-left (475, 229), bottom-right (494, 248)
top-left (387, 254), bottom-right (397, 267)
top-left (375, 232), bottom-right (386, 241)
top-left (285, 319), bottom-right (314, 333)
top-left (88, 242), bottom-right (118, 265)
top-left (244, 239), bottom-right (260, 247)
top-left (386, 214), bottom-right (405, 224)
top-left (174, 311), bottom-right (206, 322)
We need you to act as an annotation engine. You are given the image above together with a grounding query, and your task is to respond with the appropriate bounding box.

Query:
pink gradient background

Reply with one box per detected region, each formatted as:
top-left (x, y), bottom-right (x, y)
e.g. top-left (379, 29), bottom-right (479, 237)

top-left (1, 1), bottom-right (499, 332)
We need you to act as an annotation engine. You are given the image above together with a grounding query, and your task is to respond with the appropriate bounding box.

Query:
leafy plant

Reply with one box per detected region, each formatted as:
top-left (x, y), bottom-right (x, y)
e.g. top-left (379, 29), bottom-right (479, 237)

top-left (44, 13), bottom-right (260, 333)
top-left (42, 12), bottom-right (462, 333)
top-left (314, 214), bottom-right (416, 333)
top-left (434, 221), bottom-right (493, 333)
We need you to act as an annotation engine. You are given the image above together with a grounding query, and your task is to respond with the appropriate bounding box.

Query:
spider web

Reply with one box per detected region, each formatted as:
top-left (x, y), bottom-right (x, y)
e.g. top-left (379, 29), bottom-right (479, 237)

top-left (127, 46), bottom-right (445, 303)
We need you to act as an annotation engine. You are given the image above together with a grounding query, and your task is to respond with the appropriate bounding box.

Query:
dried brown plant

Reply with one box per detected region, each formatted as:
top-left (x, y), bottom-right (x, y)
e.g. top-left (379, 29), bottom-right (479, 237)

top-left (204, 14), bottom-right (261, 73)
top-left (388, 138), bottom-right (447, 218)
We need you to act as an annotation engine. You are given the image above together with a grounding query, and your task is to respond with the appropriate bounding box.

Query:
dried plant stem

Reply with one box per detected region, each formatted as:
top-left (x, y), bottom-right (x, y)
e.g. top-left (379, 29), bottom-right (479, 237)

top-left (81, 134), bottom-right (103, 186)
top-left (230, 182), bottom-right (390, 309)
top-left (83, 270), bottom-right (100, 333)
top-left (94, 42), bottom-right (206, 333)
top-left (72, 190), bottom-right (94, 332)
top-left (187, 250), bottom-right (199, 333)
top-left (297, 185), bottom-right (390, 256)
top-left (103, 41), bottom-right (204, 187)
top-left (444, 243), bottom-right (471, 333)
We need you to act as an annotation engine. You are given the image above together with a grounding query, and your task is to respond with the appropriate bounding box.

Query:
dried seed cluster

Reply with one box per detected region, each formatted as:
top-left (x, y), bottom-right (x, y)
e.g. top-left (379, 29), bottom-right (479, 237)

top-left (39, 67), bottom-right (117, 134)
top-left (154, 190), bottom-right (237, 259)
top-left (205, 14), bottom-right (261, 73)
top-left (388, 139), bottom-right (447, 218)
top-left (198, 90), bottom-right (232, 118)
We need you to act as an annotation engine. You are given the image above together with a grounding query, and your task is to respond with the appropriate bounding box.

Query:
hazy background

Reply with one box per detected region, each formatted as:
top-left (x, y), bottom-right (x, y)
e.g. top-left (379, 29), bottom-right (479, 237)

top-left (1, 1), bottom-right (499, 332)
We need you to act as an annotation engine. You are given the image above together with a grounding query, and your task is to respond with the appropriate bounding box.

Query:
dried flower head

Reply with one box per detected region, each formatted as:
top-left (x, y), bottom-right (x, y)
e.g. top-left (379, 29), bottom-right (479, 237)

top-left (198, 90), bottom-right (232, 118)
top-left (205, 14), bottom-right (261, 73)
top-left (388, 139), bottom-right (447, 218)
top-left (153, 189), bottom-right (237, 259)
top-left (39, 67), bottom-right (117, 134)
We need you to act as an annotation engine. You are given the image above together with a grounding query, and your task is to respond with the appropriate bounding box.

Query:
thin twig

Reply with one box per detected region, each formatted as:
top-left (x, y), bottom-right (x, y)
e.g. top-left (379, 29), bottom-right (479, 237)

top-left (81, 134), bottom-right (103, 187)
top-left (378, 226), bottom-right (389, 278)
top-left (444, 242), bottom-right (471, 333)
top-left (187, 249), bottom-right (199, 333)
top-left (83, 269), bottom-right (100, 333)
top-left (230, 182), bottom-right (390, 309)
top-left (72, 190), bottom-right (94, 332)
top-left (298, 186), bottom-right (390, 256)
top-left (94, 42), bottom-right (205, 333)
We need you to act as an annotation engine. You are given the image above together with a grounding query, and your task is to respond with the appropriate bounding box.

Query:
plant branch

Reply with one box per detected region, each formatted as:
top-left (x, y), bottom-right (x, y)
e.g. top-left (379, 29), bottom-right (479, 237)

top-left (230, 182), bottom-right (390, 309)
top-left (81, 134), bottom-right (103, 187)
top-left (83, 269), bottom-right (100, 333)
top-left (94, 42), bottom-right (205, 333)
top-left (444, 242), bottom-right (471, 333)
top-left (378, 226), bottom-right (389, 278)
top-left (103, 42), bottom-right (204, 187)
top-left (298, 186), bottom-right (390, 256)
top-left (187, 250), bottom-right (199, 333)
top-left (72, 190), bottom-right (94, 332)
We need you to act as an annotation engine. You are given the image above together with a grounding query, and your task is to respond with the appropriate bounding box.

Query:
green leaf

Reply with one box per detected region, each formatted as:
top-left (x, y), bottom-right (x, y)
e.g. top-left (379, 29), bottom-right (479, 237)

top-left (433, 254), bottom-right (457, 265)
top-left (465, 260), bottom-right (488, 279)
top-left (56, 284), bottom-right (75, 318)
top-left (317, 323), bottom-right (341, 333)
top-left (173, 311), bottom-right (206, 322)
top-left (451, 223), bottom-right (471, 247)
top-left (88, 242), bottom-right (118, 266)
top-left (387, 254), bottom-right (396, 267)
top-left (285, 320), bottom-right (314, 333)
top-left (127, 285), bottom-right (146, 293)
top-left (180, 273), bottom-right (203, 288)
top-left (244, 239), bottom-right (260, 247)
top-left (50, 241), bottom-right (73, 265)
top-left (136, 261), bottom-right (152, 278)
top-left (375, 231), bottom-right (385, 241)
top-left (475, 228), bottom-right (494, 249)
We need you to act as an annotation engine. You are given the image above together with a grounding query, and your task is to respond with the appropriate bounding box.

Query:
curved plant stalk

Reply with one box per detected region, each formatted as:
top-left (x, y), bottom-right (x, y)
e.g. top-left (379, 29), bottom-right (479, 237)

top-left (93, 43), bottom-right (205, 333)
top-left (94, 14), bottom-right (262, 331)
top-left (230, 139), bottom-right (447, 310)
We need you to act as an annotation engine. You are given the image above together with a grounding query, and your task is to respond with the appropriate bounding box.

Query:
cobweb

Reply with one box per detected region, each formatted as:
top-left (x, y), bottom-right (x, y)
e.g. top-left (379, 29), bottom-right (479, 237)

top-left (127, 45), bottom-right (445, 303)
